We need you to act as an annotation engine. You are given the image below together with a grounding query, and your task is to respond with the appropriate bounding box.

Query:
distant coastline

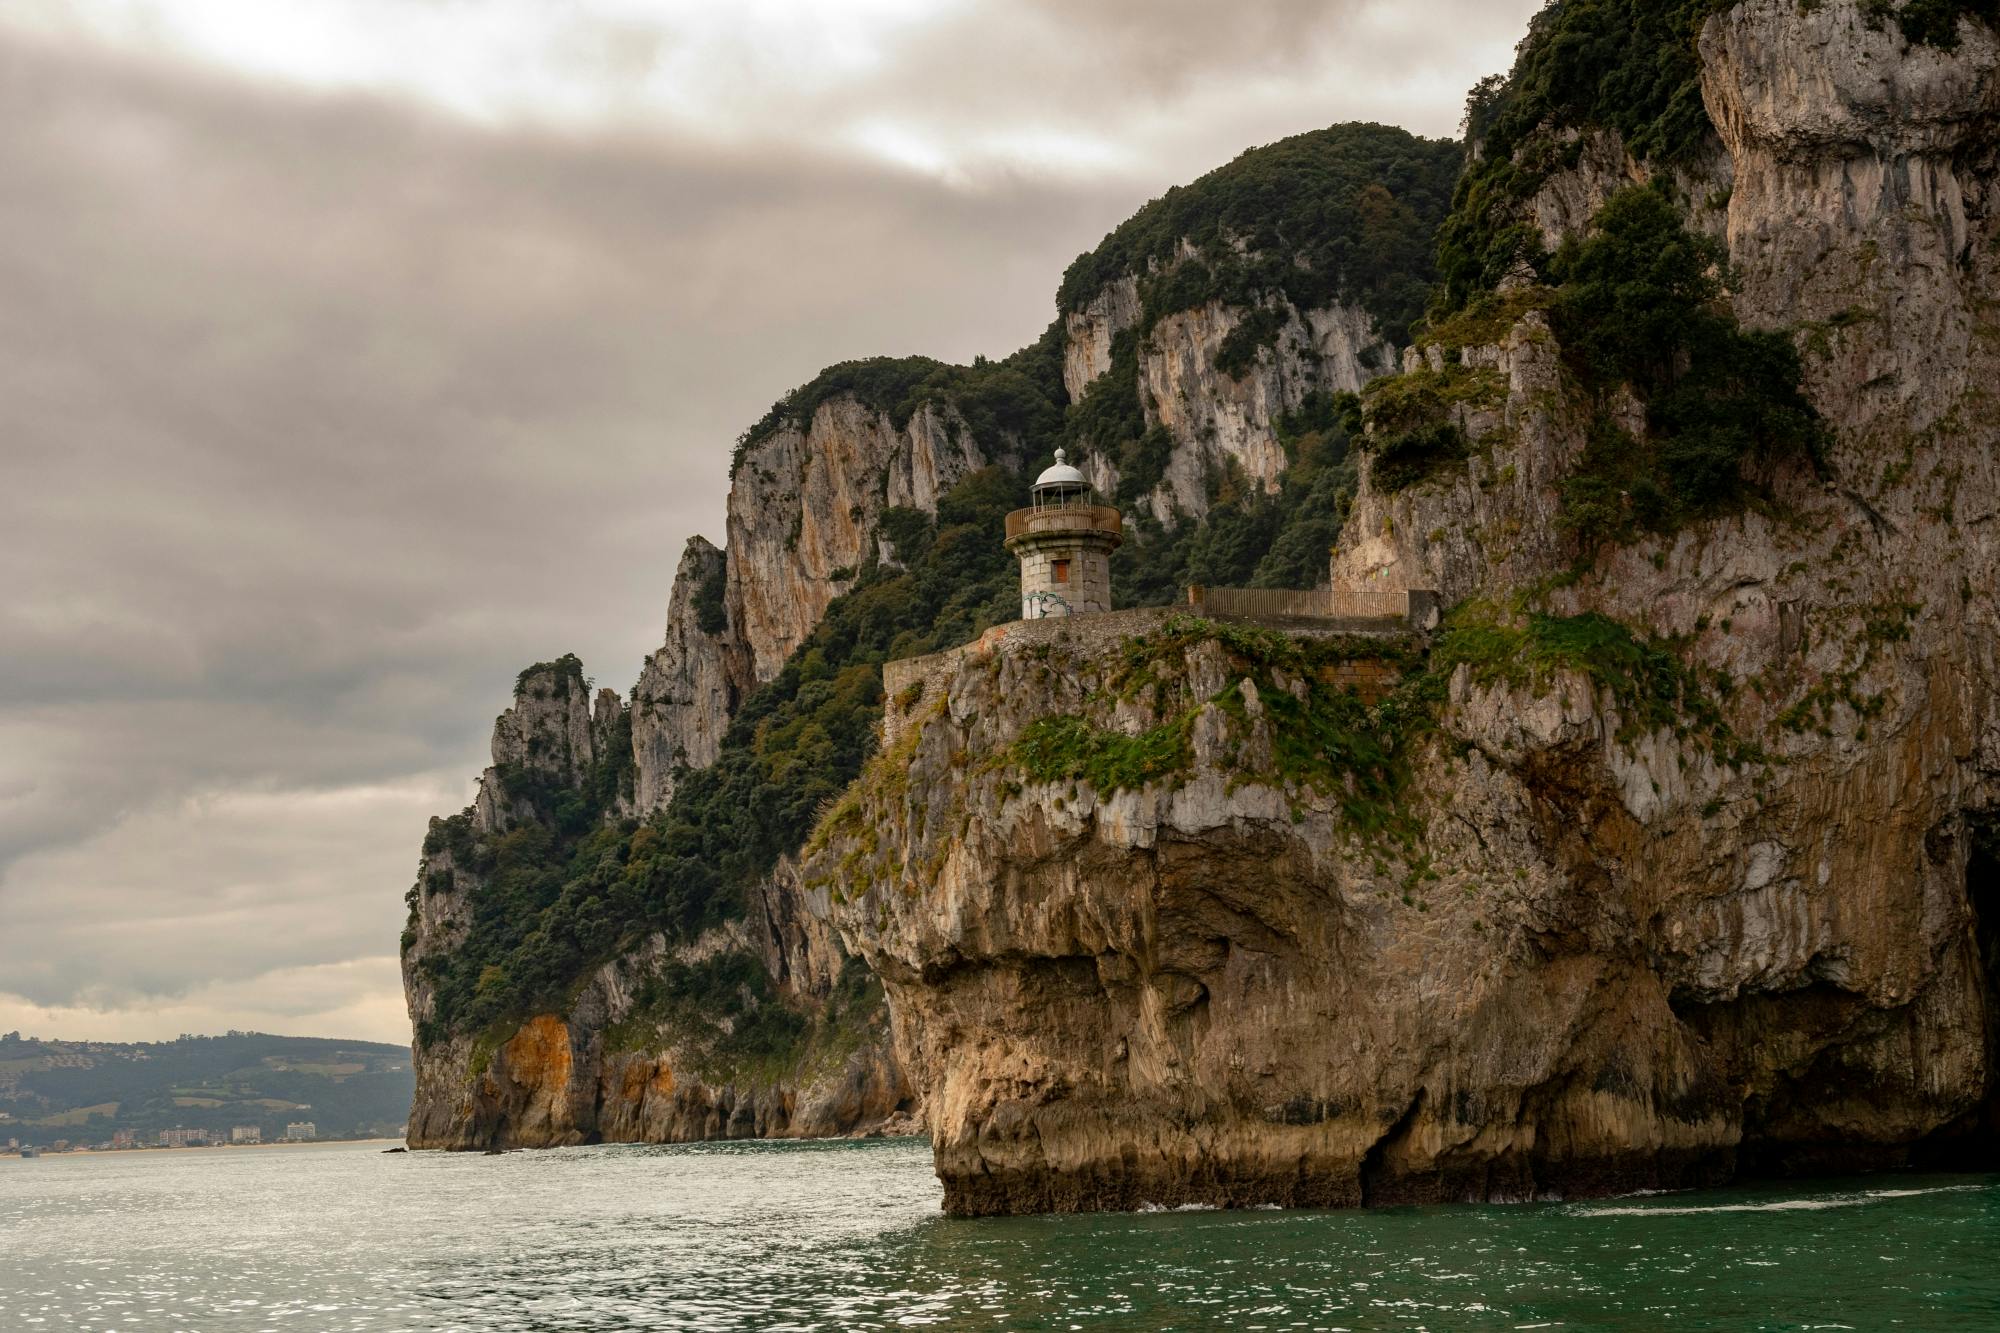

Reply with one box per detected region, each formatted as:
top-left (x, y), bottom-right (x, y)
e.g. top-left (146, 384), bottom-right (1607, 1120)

top-left (2, 1137), bottom-right (404, 1161)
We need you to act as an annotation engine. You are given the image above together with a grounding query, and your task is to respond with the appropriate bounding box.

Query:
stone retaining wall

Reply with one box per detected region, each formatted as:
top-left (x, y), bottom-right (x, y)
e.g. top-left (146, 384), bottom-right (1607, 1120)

top-left (1188, 585), bottom-right (1441, 630)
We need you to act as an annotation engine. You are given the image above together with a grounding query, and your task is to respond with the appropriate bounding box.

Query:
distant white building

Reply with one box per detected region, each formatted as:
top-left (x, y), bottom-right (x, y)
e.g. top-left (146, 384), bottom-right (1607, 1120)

top-left (230, 1125), bottom-right (262, 1144)
top-left (284, 1121), bottom-right (317, 1141)
top-left (158, 1127), bottom-right (208, 1148)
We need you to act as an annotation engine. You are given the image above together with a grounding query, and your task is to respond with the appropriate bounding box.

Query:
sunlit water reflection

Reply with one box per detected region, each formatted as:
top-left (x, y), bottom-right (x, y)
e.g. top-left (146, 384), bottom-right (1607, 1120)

top-left (4, 1138), bottom-right (1998, 1329)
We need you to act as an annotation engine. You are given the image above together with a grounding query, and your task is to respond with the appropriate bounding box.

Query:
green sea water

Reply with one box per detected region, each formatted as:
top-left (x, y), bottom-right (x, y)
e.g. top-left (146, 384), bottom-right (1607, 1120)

top-left (2, 1137), bottom-right (1996, 1330)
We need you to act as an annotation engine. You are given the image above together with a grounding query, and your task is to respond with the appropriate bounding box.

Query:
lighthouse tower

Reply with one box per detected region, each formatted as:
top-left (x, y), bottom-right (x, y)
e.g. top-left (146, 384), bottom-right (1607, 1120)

top-left (1004, 449), bottom-right (1122, 620)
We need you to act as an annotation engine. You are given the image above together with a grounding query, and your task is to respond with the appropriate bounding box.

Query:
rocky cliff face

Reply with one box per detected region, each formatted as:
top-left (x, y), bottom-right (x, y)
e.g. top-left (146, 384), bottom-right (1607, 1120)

top-left (406, 922), bottom-right (911, 1150)
top-left (405, 5), bottom-right (2000, 1189)
top-left (726, 397), bottom-right (993, 685)
top-left (1066, 284), bottom-right (1396, 521)
top-left (468, 659), bottom-right (621, 830)
top-left (809, 0), bottom-right (2000, 1214)
top-left (632, 537), bottom-right (732, 815)
top-left (1055, 123), bottom-right (1459, 527)
top-left (407, 347), bottom-right (1040, 1149)
top-left (405, 658), bottom-right (915, 1149)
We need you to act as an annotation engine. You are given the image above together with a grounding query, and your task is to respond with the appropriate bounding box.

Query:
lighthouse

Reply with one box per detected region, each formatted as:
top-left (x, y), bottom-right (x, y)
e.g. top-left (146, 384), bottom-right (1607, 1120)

top-left (1003, 449), bottom-right (1122, 620)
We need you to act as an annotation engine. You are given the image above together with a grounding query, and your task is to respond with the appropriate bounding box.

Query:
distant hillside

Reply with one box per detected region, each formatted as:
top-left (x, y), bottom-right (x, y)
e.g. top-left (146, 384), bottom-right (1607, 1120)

top-left (0, 1032), bottom-right (412, 1145)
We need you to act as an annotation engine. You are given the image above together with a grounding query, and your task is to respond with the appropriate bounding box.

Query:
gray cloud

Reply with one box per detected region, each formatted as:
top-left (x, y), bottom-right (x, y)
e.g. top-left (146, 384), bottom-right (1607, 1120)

top-left (0, 3), bottom-right (1538, 1042)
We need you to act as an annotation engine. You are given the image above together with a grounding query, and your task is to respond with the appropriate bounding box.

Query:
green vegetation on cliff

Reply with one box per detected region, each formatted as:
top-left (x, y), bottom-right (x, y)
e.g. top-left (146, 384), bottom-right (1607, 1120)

top-left (980, 603), bottom-right (1740, 848)
top-left (1362, 363), bottom-right (1501, 494)
top-left (1439, 0), bottom-right (1994, 316)
top-left (412, 462), bottom-right (1037, 1042)
top-left (1438, 0), bottom-right (1721, 316)
top-left (1112, 393), bottom-right (1362, 605)
top-left (1366, 185), bottom-right (1823, 546)
top-left (731, 326), bottom-right (1067, 476)
top-left (1431, 601), bottom-right (1742, 751)
top-left (604, 954), bottom-right (889, 1086)
top-left (1551, 187), bottom-right (1822, 542)
top-left (1003, 617), bottom-right (1417, 834)
top-left (1864, 0), bottom-right (1999, 48)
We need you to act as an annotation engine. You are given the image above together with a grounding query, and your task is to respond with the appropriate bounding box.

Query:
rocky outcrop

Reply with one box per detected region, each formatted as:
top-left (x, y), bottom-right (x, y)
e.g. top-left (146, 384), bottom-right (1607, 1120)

top-left (404, 658), bottom-right (917, 1150)
top-left (1331, 312), bottom-right (1574, 603)
top-left (811, 1), bottom-right (2000, 1215)
top-left (1066, 285), bottom-right (1397, 521)
top-left (727, 397), bottom-right (992, 685)
top-left (407, 1), bottom-right (2000, 1192)
top-left (632, 537), bottom-right (732, 814)
top-left (1143, 300), bottom-right (1392, 517)
top-left (406, 927), bottom-right (913, 1151)
top-left (1063, 276), bottom-right (1141, 400)
top-left (1523, 128), bottom-right (1733, 254)
top-left (406, 362), bottom-right (1032, 1149)
top-left (468, 659), bottom-right (611, 832)
top-left (818, 524), bottom-right (1999, 1213)
top-left (1702, 0), bottom-right (2000, 432)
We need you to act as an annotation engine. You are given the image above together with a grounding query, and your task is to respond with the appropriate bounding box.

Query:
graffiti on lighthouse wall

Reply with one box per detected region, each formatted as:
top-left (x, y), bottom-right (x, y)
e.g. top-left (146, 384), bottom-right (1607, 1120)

top-left (1024, 589), bottom-right (1072, 620)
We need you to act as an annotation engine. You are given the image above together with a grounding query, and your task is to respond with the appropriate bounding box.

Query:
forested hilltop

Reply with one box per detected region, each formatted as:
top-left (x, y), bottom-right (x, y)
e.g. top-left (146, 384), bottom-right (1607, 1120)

top-left (0, 1033), bottom-right (412, 1145)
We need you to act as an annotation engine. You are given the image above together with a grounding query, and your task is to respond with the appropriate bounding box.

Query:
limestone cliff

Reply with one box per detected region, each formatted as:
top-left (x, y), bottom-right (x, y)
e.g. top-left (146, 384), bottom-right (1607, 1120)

top-left (402, 5), bottom-right (2000, 1191)
top-left (1056, 124), bottom-right (1461, 523)
top-left (405, 335), bottom-right (1046, 1148)
top-left (404, 659), bottom-right (914, 1149)
top-left (632, 538), bottom-right (731, 815)
top-left (1067, 289), bottom-right (1395, 519)
top-left (726, 395), bottom-right (994, 685)
top-left (807, 0), bottom-right (2000, 1213)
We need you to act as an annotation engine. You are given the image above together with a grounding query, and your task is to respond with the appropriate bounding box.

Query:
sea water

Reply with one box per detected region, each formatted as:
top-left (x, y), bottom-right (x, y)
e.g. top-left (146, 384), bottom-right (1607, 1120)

top-left (2, 1138), bottom-right (1997, 1330)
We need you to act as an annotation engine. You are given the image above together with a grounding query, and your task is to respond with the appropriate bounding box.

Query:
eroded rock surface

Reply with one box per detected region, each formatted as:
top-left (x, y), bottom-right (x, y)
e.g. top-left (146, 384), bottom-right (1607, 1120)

top-left (405, 655), bottom-right (916, 1151)
top-left (727, 397), bottom-right (990, 685)
top-left (406, 925), bottom-right (913, 1151)
top-left (812, 2), bottom-right (2000, 1214)
top-left (632, 537), bottom-right (732, 815)
top-left (1064, 282), bottom-right (1398, 522)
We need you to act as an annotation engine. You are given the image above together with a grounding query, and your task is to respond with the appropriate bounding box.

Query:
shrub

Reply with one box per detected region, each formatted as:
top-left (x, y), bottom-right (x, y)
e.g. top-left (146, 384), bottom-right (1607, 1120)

top-left (1215, 306), bottom-right (1289, 379)
top-left (1548, 187), bottom-right (1824, 543)
top-left (1013, 715), bottom-right (1192, 793)
top-left (1360, 364), bottom-right (1504, 494)
top-left (692, 558), bottom-right (728, 636)
top-left (1433, 601), bottom-right (1734, 747)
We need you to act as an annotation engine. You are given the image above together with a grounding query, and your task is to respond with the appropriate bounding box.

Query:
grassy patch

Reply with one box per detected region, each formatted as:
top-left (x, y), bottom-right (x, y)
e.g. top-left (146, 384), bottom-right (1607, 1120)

top-left (1012, 715), bottom-right (1194, 794)
top-left (1002, 616), bottom-right (1428, 836)
top-left (1433, 600), bottom-right (1749, 757)
top-left (1419, 284), bottom-right (1557, 353)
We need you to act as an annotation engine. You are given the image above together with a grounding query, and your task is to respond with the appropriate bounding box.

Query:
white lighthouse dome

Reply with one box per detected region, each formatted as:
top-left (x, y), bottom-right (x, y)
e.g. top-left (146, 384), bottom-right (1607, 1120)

top-left (1034, 448), bottom-right (1088, 490)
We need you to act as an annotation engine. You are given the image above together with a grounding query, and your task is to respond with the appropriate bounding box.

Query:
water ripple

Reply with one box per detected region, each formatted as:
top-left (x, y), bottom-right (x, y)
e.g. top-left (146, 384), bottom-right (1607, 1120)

top-left (3, 1141), bottom-right (1998, 1330)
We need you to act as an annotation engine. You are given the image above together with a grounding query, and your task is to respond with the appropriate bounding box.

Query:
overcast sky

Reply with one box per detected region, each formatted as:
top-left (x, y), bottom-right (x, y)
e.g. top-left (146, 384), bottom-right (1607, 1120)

top-left (0, 0), bottom-right (1541, 1046)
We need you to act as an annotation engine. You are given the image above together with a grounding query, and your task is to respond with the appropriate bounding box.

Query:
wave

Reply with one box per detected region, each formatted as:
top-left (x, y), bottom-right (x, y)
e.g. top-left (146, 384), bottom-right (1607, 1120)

top-left (1574, 1184), bottom-right (1987, 1218)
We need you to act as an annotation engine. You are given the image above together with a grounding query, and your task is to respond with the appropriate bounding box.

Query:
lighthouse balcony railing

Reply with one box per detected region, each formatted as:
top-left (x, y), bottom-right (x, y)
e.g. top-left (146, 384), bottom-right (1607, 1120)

top-left (1004, 505), bottom-right (1123, 542)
